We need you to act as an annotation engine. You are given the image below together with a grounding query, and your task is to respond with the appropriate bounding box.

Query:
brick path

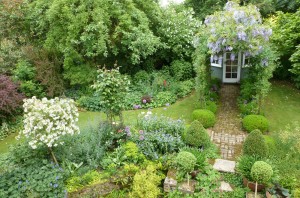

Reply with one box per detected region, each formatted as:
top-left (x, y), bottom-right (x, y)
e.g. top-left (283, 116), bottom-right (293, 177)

top-left (208, 84), bottom-right (247, 160)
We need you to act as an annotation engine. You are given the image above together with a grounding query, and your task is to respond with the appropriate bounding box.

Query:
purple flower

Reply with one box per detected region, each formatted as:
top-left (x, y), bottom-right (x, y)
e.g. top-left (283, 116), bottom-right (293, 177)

top-left (237, 31), bottom-right (247, 41)
top-left (218, 56), bottom-right (223, 65)
top-left (210, 55), bottom-right (214, 63)
top-left (261, 59), bottom-right (268, 67)
top-left (139, 135), bottom-right (144, 141)
top-left (139, 130), bottom-right (144, 135)
top-left (142, 99), bottom-right (147, 104)
top-left (125, 126), bottom-right (130, 133)
top-left (230, 53), bottom-right (236, 61)
top-left (226, 46), bottom-right (233, 51)
top-left (53, 183), bottom-right (58, 188)
top-left (166, 103), bottom-right (170, 106)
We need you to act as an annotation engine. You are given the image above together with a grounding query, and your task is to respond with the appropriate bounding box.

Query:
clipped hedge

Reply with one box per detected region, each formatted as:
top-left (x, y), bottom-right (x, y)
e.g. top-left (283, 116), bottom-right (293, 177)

top-left (192, 109), bottom-right (216, 128)
top-left (242, 114), bottom-right (269, 133)
top-left (243, 129), bottom-right (268, 158)
top-left (184, 120), bottom-right (211, 148)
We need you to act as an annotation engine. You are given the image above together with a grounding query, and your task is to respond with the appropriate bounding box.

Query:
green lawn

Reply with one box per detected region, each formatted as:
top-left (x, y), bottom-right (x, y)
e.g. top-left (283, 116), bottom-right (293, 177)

top-left (263, 81), bottom-right (300, 132)
top-left (0, 93), bottom-right (198, 154)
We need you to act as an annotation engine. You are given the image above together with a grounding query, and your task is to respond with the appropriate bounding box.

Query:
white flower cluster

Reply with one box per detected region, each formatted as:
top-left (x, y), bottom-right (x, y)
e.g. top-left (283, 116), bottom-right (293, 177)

top-left (19, 96), bottom-right (80, 149)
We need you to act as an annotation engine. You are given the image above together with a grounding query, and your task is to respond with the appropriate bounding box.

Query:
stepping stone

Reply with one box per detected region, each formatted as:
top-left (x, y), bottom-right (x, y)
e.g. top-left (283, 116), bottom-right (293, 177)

top-left (219, 181), bottom-right (233, 192)
top-left (213, 159), bottom-right (236, 173)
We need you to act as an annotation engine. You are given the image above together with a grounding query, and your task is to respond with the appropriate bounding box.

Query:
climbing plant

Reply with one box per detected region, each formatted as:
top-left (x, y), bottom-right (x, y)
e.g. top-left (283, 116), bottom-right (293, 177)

top-left (193, 1), bottom-right (276, 111)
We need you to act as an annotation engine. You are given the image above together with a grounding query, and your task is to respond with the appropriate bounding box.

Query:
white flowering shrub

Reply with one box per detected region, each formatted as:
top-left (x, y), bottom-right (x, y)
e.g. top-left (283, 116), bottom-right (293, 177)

top-left (19, 96), bottom-right (80, 149)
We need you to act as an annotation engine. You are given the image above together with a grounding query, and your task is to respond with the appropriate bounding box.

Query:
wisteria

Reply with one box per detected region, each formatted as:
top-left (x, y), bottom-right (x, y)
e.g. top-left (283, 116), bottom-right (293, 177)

top-left (203, 1), bottom-right (272, 62)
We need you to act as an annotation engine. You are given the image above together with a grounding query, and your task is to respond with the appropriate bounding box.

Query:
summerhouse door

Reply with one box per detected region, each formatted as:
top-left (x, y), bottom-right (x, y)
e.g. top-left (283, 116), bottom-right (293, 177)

top-left (223, 52), bottom-right (241, 83)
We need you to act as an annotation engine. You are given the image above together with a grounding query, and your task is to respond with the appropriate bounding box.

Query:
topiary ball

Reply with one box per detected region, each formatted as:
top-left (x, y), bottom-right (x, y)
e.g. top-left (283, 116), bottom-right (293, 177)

top-left (251, 161), bottom-right (273, 184)
top-left (192, 109), bottom-right (216, 128)
top-left (242, 115), bottom-right (269, 133)
top-left (175, 151), bottom-right (197, 173)
top-left (184, 120), bottom-right (211, 148)
top-left (243, 129), bottom-right (268, 158)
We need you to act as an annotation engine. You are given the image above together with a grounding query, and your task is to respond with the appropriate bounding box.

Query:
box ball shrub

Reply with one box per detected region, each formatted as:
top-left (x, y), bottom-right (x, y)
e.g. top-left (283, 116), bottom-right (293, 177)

top-left (243, 129), bottom-right (268, 158)
top-left (242, 115), bottom-right (269, 133)
top-left (175, 151), bottom-right (196, 173)
top-left (192, 109), bottom-right (216, 128)
top-left (184, 120), bottom-right (211, 148)
top-left (251, 161), bottom-right (273, 184)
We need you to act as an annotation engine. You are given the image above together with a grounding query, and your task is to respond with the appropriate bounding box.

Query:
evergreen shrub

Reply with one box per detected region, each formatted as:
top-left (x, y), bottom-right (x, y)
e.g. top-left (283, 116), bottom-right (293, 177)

top-left (243, 129), bottom-right (268, 158)
top-left (242, 115), bottom-right (269, 133)
top-left (184, 120), bottom-right (211, 148)
top-left (192, 109), bottom-right (216, 128)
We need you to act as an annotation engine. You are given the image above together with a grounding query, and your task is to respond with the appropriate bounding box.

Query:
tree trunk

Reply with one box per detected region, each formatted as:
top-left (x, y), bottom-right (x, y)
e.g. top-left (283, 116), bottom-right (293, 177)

top-left (48, 147), bottom-right (58, 165)
top-left (255, 181), bottom-right (258, 198)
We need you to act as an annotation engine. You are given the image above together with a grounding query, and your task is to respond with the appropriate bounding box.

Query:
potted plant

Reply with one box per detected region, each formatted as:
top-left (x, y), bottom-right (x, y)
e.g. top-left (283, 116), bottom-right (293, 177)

top-left (251, 161), bottom-right (273, 198)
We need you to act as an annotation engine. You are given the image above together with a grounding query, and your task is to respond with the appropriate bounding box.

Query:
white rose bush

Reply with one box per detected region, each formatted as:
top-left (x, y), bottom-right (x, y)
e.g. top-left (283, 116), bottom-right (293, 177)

top-left (18, 96), bottom-right (80, 164)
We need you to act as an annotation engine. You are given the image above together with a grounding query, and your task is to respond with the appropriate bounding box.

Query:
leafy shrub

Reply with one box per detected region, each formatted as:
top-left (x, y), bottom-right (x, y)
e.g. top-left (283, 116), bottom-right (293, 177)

top-left (243, 129), bottom-right (268, 158)
top-left (134, 130), bottom-right (185, 160)
top-left (251, 161), bottom-right (273, 184)
top-left (174, 151), bottom-right (196, 173)
top-left (236, 155), bottom-right (260, 180)
top-left (0, 75), bottom-right (24, 122)
top-left (12, 60), bottom-right (45, 98)
top-left (242, 115), bottom-right (269, 133)
top-left (204, 101), bottom-right (217, 114)
top-left (154, 91), bottom-right (177, 106)
top-left (77, 95), bottom-right (102, 111)
top-left (174, 79), bottom-right (195, 98)
top-left (184, 120), bottom-right (211, 148)
top-left (130, 165), bottom-right (163, 198)
top-left (66, 170), bottom-right (105, 192)
top-left (170, 60), bottom-right (193, 81)
top-left (180, 147), bottom-right (206, 170)
top-left (239, 100), bottom-right (258, 116)
top-left (133, 70), bottom-right (150, 83)
top-left (124, 92), bottom-right (142, 110)
top-left (192, 109), bottom-right (216, 128)
top-left (137, 113), bottom-right (185, 136)
top-left (0, 160), bottom-right (66, 198)
top-left (0, 117), bottom-right (22, 140)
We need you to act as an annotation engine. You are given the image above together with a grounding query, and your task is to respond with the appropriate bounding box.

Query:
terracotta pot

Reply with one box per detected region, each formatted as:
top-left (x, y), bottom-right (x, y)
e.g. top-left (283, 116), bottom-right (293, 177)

top-left (243, 177), bottom-right (265, 192)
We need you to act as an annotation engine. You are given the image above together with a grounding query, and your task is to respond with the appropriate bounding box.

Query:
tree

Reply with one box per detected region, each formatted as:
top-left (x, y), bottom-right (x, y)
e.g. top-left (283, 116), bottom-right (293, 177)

top-left (19, 97), bottom-right (80, 164)
top-left (91, 66), bottom-right (130, 124)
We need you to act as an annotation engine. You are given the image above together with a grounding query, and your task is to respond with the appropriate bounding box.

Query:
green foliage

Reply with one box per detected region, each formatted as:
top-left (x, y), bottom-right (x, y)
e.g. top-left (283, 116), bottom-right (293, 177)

top-left (192, 109), bottom-right (216, 128)
top-left (154, 91), bottom-right (177, 106)
top-left (133, 70), bottom-right (150, 84)
top-left (204, 101), bottom-right (217, 114)
top-left (0, 117), bottom-right (22, 140)
top-left (175, 151), bottom-right (196, 173)
top-left (184, 120), bottom-right (211, 148)
top-left (180, 147), bottom-right (207, 170)
top-left (130, 165), bottom-right (163, 198)
top-left (66, 170), bottom-right (105, 192)
top-left (170, 60), bottom-right (193, 81)
top-left (92, 67), bottom-right (130, 123)
top-left (171, 79), bottom-right (195, 98)
top-left (236, 155), bottom-right (260, 180)
top-left (77, 95), bottom-right (102, 111)
top-left (272, 10), bottom-right (300, 87)
top-left (221, 173), bottom-right (244, 188)
top-left (239, 100), bottom-right (259, 117)
top-left (137, 114), bottom-right (185, 136)
top-left (242, 115), bottom-right (269, 133)
top-left (251, 161), bottom-right (273, 184)
top-left (243, 129), bottom-right (268, 158)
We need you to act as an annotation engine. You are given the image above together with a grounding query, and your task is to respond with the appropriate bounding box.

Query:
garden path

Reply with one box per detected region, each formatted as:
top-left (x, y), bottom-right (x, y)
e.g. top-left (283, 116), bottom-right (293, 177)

top-left (208, 84), bottom-right (247, 160)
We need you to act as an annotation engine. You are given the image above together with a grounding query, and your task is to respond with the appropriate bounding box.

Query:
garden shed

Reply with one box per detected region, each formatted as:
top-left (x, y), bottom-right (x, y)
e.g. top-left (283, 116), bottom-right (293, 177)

top-left (210, 52), bottom-right (249, 83)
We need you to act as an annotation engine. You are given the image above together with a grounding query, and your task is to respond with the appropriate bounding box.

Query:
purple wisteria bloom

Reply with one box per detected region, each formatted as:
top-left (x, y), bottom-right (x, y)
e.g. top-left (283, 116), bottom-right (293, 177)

top-left (230, 53), bottom-right (236, 61)
top-left (218, 56), bottom-right (223, 65)
top-left (261, 59), bottom-right (268, 67)
top-left (226, 46), bottom-right (233, 51)
top-left (237, 31), bottom-right (247, 41)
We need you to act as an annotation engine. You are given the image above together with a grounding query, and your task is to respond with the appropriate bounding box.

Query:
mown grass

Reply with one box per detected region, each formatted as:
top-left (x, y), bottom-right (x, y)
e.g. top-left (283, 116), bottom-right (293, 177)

top-left (263, 81), bottom-right (300, 132)
top-left (0, 93), bottom-right (198, 154)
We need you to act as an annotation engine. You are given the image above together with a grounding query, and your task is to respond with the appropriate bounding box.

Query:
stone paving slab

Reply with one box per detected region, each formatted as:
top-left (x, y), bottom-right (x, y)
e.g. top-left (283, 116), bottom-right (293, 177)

top-left (219, 181), bottom-right (233, 192)
top-left (213, 159), bottom-right (236, 173)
